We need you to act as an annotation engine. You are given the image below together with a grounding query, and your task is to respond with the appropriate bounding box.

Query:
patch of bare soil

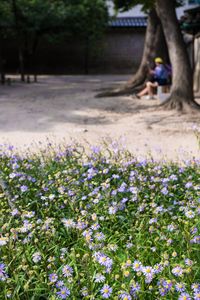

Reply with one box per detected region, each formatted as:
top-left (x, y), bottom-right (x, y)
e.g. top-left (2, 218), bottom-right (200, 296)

top-left (0, 75), bottom-right (199, 161)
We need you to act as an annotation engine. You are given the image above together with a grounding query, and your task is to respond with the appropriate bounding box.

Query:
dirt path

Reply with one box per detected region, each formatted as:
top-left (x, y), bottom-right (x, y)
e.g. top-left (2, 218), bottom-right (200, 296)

top-left (0, 75), bottom-right (199, 160)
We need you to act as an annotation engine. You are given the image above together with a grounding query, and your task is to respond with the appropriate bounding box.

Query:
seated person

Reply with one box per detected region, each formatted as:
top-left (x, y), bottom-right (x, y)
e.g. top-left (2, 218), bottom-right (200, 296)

top-left (136, 57), bottom-right (169, 99)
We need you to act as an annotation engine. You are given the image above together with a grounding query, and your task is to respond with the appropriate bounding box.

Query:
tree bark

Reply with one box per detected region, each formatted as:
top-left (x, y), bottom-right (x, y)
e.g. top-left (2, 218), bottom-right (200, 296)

top-left (194, 35), bottom-right (200, 95)
top-left (0, 58), bottom-right (6, 85)
top-left (32, 34), bottom-right (39, 83)
top-left (19, 47), bottom-right (25, 82)
top-left (84, 37), bottom-right (90, 75)
top-left (12, 0), bottom-right (26, 82)
top-left (96, 8), bottom-right (167, 97)
top-left (125, 9), bottom-right (167, 90)
top-left (155, 0), bottom-right (200, 111)
top-left (0, 43), bottom-right (6, 85)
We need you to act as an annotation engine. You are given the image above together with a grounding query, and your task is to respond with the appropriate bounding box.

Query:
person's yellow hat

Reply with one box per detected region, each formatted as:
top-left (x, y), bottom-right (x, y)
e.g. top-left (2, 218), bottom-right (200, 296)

top-left (155, 57), bottom-right (163, 64)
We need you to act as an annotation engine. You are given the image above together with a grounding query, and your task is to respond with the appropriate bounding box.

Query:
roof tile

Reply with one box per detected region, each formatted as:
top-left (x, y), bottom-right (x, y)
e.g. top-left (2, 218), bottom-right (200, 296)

top-left (109, 17), bottom-right (147, 28)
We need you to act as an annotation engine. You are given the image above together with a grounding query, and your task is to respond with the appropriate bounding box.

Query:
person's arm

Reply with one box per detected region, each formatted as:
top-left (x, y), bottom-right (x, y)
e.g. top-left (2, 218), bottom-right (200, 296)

top-left (149, 67), bottom-right (156, 75)
top-left (147, 61), bottom-right (155, 74)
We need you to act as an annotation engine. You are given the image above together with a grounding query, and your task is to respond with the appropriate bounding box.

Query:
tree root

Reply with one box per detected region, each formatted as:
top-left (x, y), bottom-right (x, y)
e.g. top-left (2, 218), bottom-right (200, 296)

top-left (159, 96), bottom-right (200, 113)
top-left (95, 81), bottom-right (145, 98)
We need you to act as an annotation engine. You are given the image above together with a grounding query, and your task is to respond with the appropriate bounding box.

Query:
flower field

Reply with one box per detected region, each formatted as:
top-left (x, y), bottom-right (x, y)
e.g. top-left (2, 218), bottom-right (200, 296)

top-left (0, 143), bottom-right (200, 300)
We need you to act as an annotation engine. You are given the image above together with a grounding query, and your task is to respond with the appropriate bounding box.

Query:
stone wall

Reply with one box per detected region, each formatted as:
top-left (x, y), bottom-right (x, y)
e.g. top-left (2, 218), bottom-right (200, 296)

top-left (90, 28), bottom-right (145, 74)
top-left (2, 27), bottom-right (145, 74)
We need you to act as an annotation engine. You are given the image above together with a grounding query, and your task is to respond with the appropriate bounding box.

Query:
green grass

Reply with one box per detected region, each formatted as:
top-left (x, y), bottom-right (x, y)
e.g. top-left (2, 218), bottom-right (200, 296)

top-left (0, 143), bottom-right (199, 299)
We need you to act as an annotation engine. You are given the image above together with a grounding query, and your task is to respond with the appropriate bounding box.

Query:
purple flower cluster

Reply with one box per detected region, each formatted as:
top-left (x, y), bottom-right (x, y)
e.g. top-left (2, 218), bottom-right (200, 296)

top-left (1, 142), bottom-right (200, 299)
top-left (0, 263), bottom-right (8, 281)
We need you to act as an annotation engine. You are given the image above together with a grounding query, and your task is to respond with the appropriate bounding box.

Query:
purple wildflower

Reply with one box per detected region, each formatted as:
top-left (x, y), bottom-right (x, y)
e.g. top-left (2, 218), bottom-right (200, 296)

top-left (185, 210), bottom-right (195, 218)
top-left (94, 273), bottom-right (105, 283)
top-left (158, 279), bottom-right (173, 296)
top-left (11, 208), bottom-right (19, 216)
top-left (90, 145), bottom-right (101, 154)
top-left (118, 292), bottom-right (132, 300)
top-left (0, 263), bottom-right (8, 281)
top-left (132, 260), bottom-right (142, 272)
top-left (20, 185), bottom-right (28, 192)
top-left (91, 223), bottom-right (100, 231)
top-left (142, 266), bottom-right (155, 283)
top-left (100, 284), bottom-right (112, 298)
top-left (185, 182), bottom-right (193, 188)
top-left (32, 252), bottom-right (41, 263)
top-left (172, 266), bottom-right (184, 277)
top-left (97, 253), bottom-right (113, 268)
top-left (62, 265), bottom-right (73, 277)
top-left (56, 281), bottom-right (65, 288)
top-left (192, 283), bottom-right (200, 292)
top-left (190, 236), bottom-right (200, 244)
top-left (118, 182), bottom-right (127, 192)
top-left (130, 281), bottom-right (141, 296)
top-left (80, 287), bottom-right (89, 296)
top-left (108, 206), bottom-right (118, 215)
top-left (161, 187), bottom-right (168, 195)
top-left (56, 287), bottom-right (70, 299)
top-left (154, 263), bottom-right (164, 274)
top-left (178, 293), bottom-right (191, 300)
top-left (62, 218), bottom-right (76, 228)
top-left (185, 259), bottom-right (193, 266)
top-left (95, 232), bottom-right (105, 241)
top-left (49, 273), bottom-right (58, 283)
top-left (175, 283), bottom-right (186, 293)
top-left (194, 292), bottom-right (200, 300)
top-left (190, 227), bottom-right (198, 234)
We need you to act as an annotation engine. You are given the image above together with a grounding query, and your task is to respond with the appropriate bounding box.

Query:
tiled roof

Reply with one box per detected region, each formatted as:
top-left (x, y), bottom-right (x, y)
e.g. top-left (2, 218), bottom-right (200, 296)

top-left (109, 17), bottom-right (147, 28)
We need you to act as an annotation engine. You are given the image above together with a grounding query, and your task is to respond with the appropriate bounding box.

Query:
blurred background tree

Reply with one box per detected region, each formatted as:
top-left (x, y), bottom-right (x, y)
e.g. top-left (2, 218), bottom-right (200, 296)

top-left (0, 0), bottom-right (108, 82)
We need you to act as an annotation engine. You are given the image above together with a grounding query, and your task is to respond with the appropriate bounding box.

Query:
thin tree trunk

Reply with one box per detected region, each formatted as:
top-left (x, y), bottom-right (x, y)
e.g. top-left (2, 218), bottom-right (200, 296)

top-left (155, 0), bottom-right (200, 111)
top-left (84, 37), bottom-right (90, 75)
top-left (19, 48), bottom-right (25, 82)
top-left (25, 34), bottom-right (39, 83)
top-left (24, 33), bottom-right (30, 83)
top-left (0, 36), bottom-right (6, 84)
top-left (0, 54), bottom-right (6, 85)
top-left (96, 8), bottom-right (166, 97)
top-left (32, 35), bottom-right (39, 83)
top-left (0, 60), bottom-right (6, 85)
top-left (12, 0), bottom-right (26, 82)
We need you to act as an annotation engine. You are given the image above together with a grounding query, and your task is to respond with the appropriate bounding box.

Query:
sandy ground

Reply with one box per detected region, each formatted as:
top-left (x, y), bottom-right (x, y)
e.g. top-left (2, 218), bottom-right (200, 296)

top-left (0, 74), bottom-right (200, 161)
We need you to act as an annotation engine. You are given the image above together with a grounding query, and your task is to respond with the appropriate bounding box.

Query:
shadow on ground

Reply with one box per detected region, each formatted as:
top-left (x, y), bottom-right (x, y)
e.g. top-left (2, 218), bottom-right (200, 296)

top-left (0, 75), bottom-right (160, 132)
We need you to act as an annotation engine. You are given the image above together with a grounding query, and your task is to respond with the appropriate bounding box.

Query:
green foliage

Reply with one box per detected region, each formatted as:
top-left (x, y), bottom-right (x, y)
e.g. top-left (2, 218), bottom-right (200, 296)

top-left (15, 0), bottom-right (67, 34)
top-left (0, 142), bottom-right (200, 299)
top-left (113, 0), bottom-right (154, 12)
top-left (113, 0), bottom-right (186, 13)
top-left (0, 0), bottom-right (108, 49)
top-left (0, 0), bottom-right (14, 37)
top-left (68, 0), bottom-right (108, 41)
top-left (0, 0), bottom-right (108, 76)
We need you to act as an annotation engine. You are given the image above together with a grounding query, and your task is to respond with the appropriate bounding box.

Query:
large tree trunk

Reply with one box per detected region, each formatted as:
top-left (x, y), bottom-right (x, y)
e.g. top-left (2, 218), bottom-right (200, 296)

top-left (155, 0), bottom-right (200, 111)
top-left (96, 8), bottom-right (166, 97)
top-left (194, 35), bottom-right (200, 95)
top-left (125, 9), bottom-right (167, 90)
